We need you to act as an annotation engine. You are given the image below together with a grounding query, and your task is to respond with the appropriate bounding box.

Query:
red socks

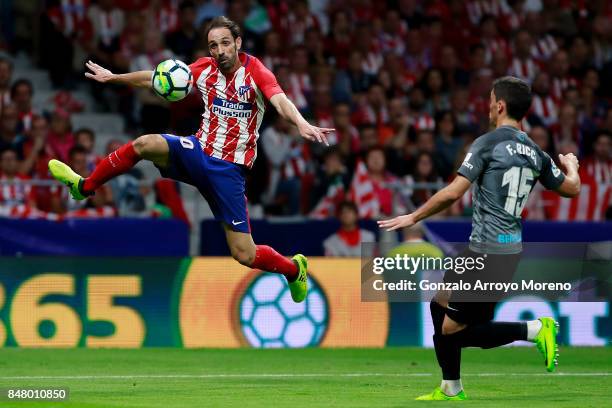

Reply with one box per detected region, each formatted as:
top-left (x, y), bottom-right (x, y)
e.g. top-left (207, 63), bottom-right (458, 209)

top-left (82, 142), bottom-right (141, 194)
top-left (251, 245), bottom-right (298, 281)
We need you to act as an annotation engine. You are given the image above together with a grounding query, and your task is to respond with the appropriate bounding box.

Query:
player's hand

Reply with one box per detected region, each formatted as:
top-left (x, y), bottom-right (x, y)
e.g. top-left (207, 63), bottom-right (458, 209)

top-left (558, 153), bottom-right (579, 172)
top-left (377, 214), bottom-right (416, 232)
top-left (298, 122), bottom-right (334, 146)
top-left (84, 60), bottom-right (116, 83)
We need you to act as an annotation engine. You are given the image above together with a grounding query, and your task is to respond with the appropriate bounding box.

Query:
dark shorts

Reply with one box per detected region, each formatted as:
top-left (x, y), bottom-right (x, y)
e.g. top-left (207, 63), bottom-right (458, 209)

top-left (443, 248), bottom-right (521, 325)
top-left (157, 134), bottom-right (251, 233)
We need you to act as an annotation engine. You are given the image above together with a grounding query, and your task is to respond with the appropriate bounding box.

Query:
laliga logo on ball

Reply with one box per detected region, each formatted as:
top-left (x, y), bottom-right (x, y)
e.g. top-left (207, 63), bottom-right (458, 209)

top-left (152, 59), bottom-right (193, 102)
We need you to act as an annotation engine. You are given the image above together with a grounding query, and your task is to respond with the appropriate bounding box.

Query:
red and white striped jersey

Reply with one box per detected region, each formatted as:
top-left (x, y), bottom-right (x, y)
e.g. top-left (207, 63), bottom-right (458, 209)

top-left (0, 174), bottom-right (34, 208)
top-left (531, 35), bottom-right (558, 62)
top-left (531, 95), bottom-right (558, 126)
top-left (509, 57), bottom-right (539, 82)
top-left (483, 37), bottom-right (510, 64)
top-left (551, 76), bottom-right (577, 102)
top-left (190, 53), bottom-right (284, 169)
top-left (542, 165), bottom-right (611, 221)
top-left (412, 114), bottom-right (435, 132)
top-left (349, 161), bottom-right (379, 218)
top-left (465, 0), bottom-right (505, 26)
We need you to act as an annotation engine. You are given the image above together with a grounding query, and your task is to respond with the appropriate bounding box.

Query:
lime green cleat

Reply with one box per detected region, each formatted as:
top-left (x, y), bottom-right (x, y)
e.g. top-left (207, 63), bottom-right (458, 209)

top-left (415, 387), bottom-right (467, 401)
top-left (534, 317), bottom-right (559, 372)
top-left (288, 254), bottom-right (308, 303)
top-left (48, 159), bottom-right (87, 200)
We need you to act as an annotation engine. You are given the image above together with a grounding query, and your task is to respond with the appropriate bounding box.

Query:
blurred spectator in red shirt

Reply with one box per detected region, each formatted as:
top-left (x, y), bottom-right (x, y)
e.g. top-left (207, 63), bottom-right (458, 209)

top-left (364, 146), bottom-right (397, 216)
top-left (47, 109), bottom-right (75, 163)
top-left (326, 10), bottom-right (352, 69)
top-left (21, 115), bottom-right (53, 178)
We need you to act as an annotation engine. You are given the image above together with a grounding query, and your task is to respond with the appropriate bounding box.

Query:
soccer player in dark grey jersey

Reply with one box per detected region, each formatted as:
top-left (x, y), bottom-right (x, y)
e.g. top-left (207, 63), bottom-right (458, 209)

top-left (379, 77), bottom-right (581, 400)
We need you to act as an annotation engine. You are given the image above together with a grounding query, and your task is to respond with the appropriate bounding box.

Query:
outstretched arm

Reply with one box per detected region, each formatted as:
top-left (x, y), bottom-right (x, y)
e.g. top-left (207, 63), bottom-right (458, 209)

top-left (378, 175), bottom-right (472, 231)
top-left (85, 60), bottom-right (152, 88)
top-left (555, 153), bottom-right (581, 198)
top-left (269, 93), bottom-right (333, 146)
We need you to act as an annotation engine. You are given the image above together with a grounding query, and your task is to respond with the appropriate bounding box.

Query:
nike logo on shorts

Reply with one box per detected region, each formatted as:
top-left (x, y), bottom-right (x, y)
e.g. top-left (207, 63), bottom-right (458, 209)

top-left (232, 220), bottom-right (245, 226)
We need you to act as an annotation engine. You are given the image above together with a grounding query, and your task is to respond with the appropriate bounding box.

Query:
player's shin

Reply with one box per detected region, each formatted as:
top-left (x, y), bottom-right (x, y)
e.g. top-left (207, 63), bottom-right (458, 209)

top-left (82, 141), bottom-right (142, 194)
top-left (433, 333), bottom-right (462, 381)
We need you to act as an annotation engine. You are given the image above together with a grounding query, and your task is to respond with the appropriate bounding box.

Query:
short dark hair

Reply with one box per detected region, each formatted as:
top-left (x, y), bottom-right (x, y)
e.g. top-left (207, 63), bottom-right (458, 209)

top-left (10, 79), bottom-right (33, 99)
top-left (68, 145), bottom-right (88, 159)
top-left (0, 147), bottom-right (18, 158)
top-left (594, 130), bottom-right (611, 142)
top-left (492, 76), bottom-right (533, 121)
top-left (338, 201), bottom-right (358, 214)
top-left (205, 16), bottom-right (241, 40)
top-left (179, 0), bottom-right (195, 12)
top-left (0, 57), bottom-right (13, 71)
top-left (74, 127), bottom-right (95, 141)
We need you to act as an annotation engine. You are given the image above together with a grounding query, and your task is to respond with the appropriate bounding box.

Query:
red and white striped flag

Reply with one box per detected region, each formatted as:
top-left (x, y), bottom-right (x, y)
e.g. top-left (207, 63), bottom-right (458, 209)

top-left (542, 171), bottom-right (611, 221)
top-left (309, 178), bottom-right (345, 219)
top-left (349, 161), bottom-right (380, 219)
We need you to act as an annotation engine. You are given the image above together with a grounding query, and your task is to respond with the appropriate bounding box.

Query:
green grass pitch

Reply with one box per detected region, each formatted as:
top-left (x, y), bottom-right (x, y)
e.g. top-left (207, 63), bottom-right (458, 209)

top-left (0, 347), bottom-right (609, 407)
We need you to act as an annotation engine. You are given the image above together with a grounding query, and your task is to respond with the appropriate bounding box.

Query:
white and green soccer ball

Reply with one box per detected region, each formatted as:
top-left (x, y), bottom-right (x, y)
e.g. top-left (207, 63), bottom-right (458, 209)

top-left (239, 273), bottom-right (329, 348)
top-left (151, 59), bottom-right (192, 102)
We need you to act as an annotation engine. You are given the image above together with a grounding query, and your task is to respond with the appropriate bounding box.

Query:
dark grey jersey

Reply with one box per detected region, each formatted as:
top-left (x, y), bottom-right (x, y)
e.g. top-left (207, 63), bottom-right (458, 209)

top-left (457, 126), bottom-right (565, 254)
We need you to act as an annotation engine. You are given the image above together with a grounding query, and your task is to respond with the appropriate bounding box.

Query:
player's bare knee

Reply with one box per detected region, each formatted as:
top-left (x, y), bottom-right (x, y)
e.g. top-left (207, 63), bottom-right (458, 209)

top-left (133, 134), bottom-right (164, 156)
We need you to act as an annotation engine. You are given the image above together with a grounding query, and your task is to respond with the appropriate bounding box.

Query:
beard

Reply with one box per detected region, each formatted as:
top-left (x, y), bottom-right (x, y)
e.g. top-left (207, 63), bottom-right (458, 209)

top-left (218, 55), bottom-right (235, 71)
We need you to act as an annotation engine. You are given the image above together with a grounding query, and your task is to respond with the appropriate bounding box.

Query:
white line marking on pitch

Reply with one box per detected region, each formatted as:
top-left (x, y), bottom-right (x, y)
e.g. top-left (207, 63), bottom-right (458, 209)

top-left (0, 372), bottom-right (609, 380)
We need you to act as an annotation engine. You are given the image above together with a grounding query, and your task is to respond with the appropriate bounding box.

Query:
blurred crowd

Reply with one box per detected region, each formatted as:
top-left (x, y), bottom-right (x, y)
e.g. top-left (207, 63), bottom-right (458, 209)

top-left (0, 0), bottom-right (610, 223)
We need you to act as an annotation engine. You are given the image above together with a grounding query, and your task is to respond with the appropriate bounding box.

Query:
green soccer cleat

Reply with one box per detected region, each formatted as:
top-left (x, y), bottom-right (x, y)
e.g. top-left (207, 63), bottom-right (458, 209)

top-left (415, 387), bottom-right (467, 401)
top-left (48, 159), bottom-right (87, 200)
top-left (288, 254), bottom-right (308, 303)
top-left (534, 317), bottom-right (559, 372)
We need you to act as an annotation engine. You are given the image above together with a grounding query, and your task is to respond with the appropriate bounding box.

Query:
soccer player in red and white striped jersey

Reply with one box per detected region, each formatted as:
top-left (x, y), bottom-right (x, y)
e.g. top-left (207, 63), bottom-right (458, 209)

top-left (49, 16), bottom-right (332, 303)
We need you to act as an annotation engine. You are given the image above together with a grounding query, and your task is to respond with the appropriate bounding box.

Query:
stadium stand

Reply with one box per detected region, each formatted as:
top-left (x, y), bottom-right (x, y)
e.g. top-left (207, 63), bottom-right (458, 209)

top-left (0, 0), bottom-right (610, 240)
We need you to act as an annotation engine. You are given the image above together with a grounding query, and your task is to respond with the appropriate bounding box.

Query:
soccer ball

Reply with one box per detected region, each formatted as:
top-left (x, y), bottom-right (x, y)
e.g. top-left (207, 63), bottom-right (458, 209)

top-left (151, 59), bottom-right (192, 102)
top-left (238, 273), bottom-right (329, 348)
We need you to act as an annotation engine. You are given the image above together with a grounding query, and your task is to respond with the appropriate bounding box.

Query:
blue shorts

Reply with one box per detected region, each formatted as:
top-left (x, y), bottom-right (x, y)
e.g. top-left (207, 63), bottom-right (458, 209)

top-left (158, 134), bottom-right (250, 233)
